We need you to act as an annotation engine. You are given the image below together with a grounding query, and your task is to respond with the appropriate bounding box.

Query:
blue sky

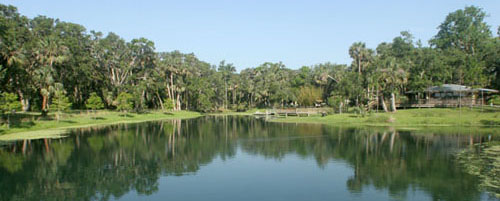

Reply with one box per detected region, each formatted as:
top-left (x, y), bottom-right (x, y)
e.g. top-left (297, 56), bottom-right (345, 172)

top-left (4, 0), bottom-right (500, 71)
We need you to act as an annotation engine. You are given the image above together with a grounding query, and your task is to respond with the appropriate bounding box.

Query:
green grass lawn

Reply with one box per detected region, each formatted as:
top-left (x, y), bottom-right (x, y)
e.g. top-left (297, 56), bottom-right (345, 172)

top-left (271, 107), bottom-right (500, 128)
top-left (0, 110), bottom-right (202, 141)
top-left (2, 107), bottom-right (499, 141)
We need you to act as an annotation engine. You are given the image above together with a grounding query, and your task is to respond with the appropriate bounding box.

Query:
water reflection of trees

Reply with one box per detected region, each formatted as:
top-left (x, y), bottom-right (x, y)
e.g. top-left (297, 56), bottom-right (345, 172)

top-left (0, 116), bottom-right (497, 201)
top-left (457, 142), bottom-right (500, 198)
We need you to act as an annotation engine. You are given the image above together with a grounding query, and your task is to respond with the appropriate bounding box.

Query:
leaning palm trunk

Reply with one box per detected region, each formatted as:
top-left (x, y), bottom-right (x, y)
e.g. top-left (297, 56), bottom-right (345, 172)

top-left (380, 94), bottom-right (388, 113)
top-left (390, 92), bottom-right (397, 112)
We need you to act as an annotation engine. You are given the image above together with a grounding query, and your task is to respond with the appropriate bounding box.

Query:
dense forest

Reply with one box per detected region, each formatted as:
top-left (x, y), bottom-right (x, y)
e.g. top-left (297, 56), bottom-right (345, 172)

top-left (0, 4), bottom-right (499, 113)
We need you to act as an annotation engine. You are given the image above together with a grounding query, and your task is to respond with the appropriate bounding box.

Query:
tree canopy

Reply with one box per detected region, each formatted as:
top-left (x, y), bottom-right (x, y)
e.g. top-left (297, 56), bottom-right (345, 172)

top-left (0, 4), bottom-right (498, 113)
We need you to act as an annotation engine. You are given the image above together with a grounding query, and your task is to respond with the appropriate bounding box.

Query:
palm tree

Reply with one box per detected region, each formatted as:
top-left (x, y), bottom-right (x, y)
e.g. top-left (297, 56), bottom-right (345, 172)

top-left (376, 57), bottom-right (408, 112)
top-left (33, 35), bottom-right (68, 113)
top-left (349, 42), bottom-right (373, 74)
top-left (218, 60), bottom-right (236, 109)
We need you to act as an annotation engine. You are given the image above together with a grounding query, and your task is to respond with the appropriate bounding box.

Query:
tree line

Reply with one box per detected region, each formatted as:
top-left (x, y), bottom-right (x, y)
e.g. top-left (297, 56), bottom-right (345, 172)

top-left (1, 4), bottom-right (499, 113)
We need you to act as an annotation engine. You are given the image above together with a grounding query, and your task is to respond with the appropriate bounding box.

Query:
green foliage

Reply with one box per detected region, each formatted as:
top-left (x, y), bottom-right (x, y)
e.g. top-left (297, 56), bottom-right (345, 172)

top-left (296, 86), bottom-right (322, 106)
top-left (163, 98), bottom-right (174, 110)
top-left (457, 143), bottom-right (500, 197)
top-left (85, 92), bottom-right (104, 110)
top-left (0, 4), bottom-right (498, 114)
top-left (488, 95), bottom-right (500, 105)
top-left (236, 103), bottom-right (248, 112)
top-left (327, 96), bottom-right (343, 113)
top-left (0, 92), bottom-right (21, 113)
top-left (352, 106), bottom-right (367, 117)
top-left (49, 89), bottom-right (72, 121)
top-left (197, 94), bottom-right (213, 112)
top-left (430, 6), bottom-right (491, 53)
top-left (115, 92), bottom-right (133, 112)
top-left (0, 92), bottom-right (21, 128)
top-left (50, 90), bottom-right (72, 112)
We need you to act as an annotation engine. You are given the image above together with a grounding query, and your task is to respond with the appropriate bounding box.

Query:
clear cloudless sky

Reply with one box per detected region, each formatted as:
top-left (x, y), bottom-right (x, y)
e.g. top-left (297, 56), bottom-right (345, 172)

top-left (4, 0), bottom-right (500, 71)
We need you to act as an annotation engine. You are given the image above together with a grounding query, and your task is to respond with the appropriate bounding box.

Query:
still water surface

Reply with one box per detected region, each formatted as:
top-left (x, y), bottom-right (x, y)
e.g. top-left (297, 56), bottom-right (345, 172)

top-left (0, 116), bottom-right (498, 201)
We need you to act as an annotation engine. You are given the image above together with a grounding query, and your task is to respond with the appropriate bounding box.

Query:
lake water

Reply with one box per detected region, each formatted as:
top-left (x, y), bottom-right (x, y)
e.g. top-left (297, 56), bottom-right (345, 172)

top-left (0, 116), bottom-right (498, 201)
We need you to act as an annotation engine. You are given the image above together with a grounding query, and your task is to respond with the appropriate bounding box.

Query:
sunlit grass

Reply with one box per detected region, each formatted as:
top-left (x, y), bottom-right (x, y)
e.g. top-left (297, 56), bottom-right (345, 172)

top-left (0, 110), bottom-right (202, 141)
top-left (271, 107), bottom-right (500, 133)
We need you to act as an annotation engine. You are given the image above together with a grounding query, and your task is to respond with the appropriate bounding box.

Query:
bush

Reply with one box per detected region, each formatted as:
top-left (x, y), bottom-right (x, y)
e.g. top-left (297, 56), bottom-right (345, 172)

top-left (352, 106), bottom-right (366, 117)
top-left (297, 86), bottom-right (322, 106)
top-left (115, 92), bottom-right (133, 112)
top-left (163, 98), bottom-right (174, 111)
top-left (327, 96), bottom-right (342, 113)
top-left (0, 92), bottom-right (22, 128)
top-left (86, 92), bottom-right (105, 111)
top-left (50, 90), bottom-right (72, 122)
top-left (488, 95), bottom-right (500, 105)
top-left (0, 92), bottom-right (21, 114)
top-left (236, 104), bottom-right (248, 112)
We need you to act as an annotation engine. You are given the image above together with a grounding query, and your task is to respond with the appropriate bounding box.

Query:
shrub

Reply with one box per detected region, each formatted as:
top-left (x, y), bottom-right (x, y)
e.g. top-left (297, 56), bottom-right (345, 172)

top-left (163, 98), bottom-right (174, 111)
top-left (86, 92), bottom-right (105, 111)
top-left (236, 104), bottom-right (248, 112)
top-left (488, 95), bottom-right (500, 105)
top-left (327, 96), bottom-right (343, 113)
top-left (0, 92), bottom-right (22, 128)
top-left (50, 89), bottom-right (72, 122)
top-left (352, 106), bottom-right (366, 117)
top-left (296, 86), bottom-right (322, 106)
top-left (115, 92), bottom-right (133, 112)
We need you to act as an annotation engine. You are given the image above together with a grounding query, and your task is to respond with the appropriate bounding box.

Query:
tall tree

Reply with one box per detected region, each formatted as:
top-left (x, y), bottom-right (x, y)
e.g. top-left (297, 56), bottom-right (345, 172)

top-left (430, 6), bottom-right (491, 55)
top-left (349, 42), bottom-right (373, 74)
top-left (218, 60), bottom-right (236, 109)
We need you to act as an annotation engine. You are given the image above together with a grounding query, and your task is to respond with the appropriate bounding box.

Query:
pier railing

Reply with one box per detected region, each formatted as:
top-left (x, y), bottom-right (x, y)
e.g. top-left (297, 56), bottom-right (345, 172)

top-left (254, 108), bottom-right (329, 117)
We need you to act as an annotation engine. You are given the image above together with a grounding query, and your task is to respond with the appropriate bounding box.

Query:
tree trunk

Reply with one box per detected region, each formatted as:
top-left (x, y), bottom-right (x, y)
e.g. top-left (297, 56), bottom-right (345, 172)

top-left (224, 80), bottom-right (227, 110)
top-left (232, 87), bottom-right (236, 106)
top-left (18, 90), bottom-right (29, 112)
top-left (7, 114), bottom-right (10, 129)
top-left (141, 90), bottom-right (146, 110)
top-left (390, 92), bottom-right (397, 112)
top-left (250, 93), bottom-right (253, 108)
top-left (170, 73), bottom-right (177, 111)
top-left (42, 94), bottom-right (48, 112)
top-left (358, 57), bottom-right (361, 74)
top-left (185, 91), bottom-right (189, 110)
top-left (176, 94), bottom-right (181, 111)
top-left (156, 92), bottom-right (164, 110)
top-left (380, 94), bottom-right (388, 113)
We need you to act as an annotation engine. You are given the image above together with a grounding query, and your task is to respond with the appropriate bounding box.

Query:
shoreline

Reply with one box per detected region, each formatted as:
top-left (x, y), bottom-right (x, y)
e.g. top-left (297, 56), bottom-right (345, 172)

top-left (2, 108), bottom-right (500, 141)
top-left (268, 108), bottom-right (500, 134)
top-left (0, 111), bottom-right (202, 141)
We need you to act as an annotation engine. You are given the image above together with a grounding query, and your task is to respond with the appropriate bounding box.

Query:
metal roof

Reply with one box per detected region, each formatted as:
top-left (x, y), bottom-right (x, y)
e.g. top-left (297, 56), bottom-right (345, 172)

top-left (407, 84), bottom-right (498, 93)
top-left (425, 84), bottom-right (472, 92)
top-left (475, 88), bottom-right (499, 93)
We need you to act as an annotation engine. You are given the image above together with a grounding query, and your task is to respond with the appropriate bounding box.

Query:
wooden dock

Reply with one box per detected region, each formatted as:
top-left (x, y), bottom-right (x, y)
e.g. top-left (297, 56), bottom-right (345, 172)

top-left (254, 108), bottom-right (328, 117)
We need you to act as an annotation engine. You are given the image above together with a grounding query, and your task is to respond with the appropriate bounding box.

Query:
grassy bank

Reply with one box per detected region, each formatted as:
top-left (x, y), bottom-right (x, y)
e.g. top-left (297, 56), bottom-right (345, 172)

top-left (271, 107), bottom-right (500, 130)
top-left (0, 110), bottom-right (202, 141)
